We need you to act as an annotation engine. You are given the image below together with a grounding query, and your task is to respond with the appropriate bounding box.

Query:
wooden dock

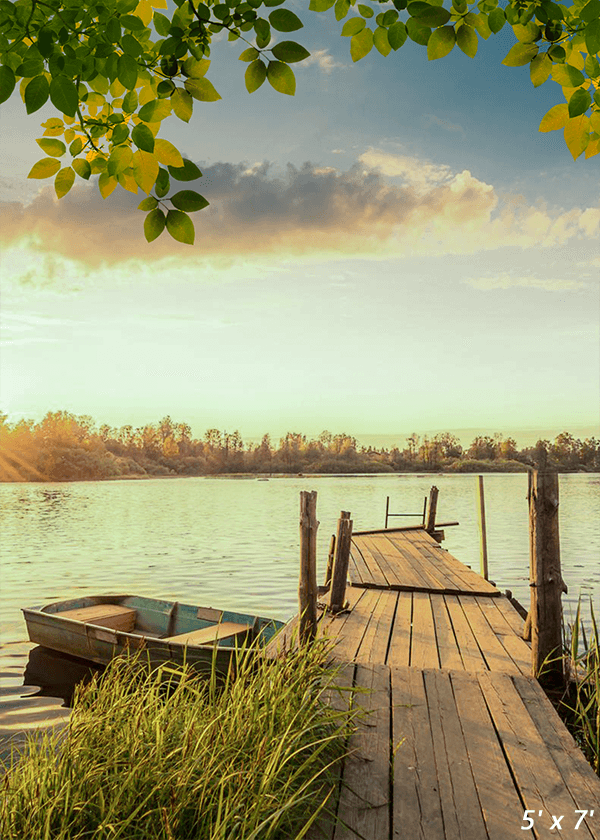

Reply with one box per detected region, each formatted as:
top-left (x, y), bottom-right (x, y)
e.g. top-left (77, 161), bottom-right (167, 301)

top-left (271, 526), bottom-right (600, 840)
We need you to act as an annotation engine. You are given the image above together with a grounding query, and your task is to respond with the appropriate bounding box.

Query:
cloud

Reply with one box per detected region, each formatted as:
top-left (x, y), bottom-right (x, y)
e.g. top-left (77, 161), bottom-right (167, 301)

top-left (423, 114), bottom-right (466, 136)
top-left (299, 49), bottom-right (345, 73)
top-left (463, 273), bottom-right (587, 292)
top-left (1, 150), bottom-right (599, 277)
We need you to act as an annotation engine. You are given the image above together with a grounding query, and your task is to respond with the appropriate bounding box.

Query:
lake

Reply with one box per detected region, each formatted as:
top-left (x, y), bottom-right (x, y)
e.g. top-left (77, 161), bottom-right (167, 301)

top-left (1, 472), bottom-right (598, 747)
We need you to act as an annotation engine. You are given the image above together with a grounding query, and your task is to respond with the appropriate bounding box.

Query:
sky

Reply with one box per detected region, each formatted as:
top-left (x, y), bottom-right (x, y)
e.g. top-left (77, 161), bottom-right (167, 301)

top-left (1, 2), bottom-right (599, 448)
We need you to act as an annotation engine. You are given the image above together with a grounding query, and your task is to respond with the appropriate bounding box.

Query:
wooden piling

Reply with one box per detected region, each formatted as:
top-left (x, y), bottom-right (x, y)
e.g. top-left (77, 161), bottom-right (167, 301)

top-left (324, 534), bottom-right (336, 589)
top-left (425, 486), bottom-right (439, 533)
top-left (330, 511), bottom-right (353, 614)
top-left (528, 468), bottom-right (567, 685)
top-left (478, 476), bottom-right (489, 581)
top-left (385, 496), bottom-right (390, 529)
top-left (299, 490), bottom-right (319, 642)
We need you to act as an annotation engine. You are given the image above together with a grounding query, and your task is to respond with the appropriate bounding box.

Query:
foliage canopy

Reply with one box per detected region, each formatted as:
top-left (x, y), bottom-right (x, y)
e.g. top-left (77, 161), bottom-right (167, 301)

top-left (1, 0), bottom-right (598, 244)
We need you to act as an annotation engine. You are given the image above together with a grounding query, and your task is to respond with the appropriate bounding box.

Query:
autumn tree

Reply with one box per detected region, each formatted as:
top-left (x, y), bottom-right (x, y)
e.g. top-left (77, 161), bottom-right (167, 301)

top-left (0, 0), bottom-right (598, 245)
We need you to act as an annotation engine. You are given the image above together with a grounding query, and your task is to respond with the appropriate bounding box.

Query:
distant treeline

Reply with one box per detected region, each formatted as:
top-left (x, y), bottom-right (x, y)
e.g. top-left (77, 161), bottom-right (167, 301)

top-left (1, 411), bottom-right (599, 482)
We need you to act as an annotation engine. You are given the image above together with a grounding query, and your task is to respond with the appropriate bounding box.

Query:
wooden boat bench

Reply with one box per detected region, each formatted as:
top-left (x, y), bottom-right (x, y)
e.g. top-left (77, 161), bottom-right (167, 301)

top-left (165, 622), bottom-right (251, 647)
top-left (57, 604), bottom-right (137, 632)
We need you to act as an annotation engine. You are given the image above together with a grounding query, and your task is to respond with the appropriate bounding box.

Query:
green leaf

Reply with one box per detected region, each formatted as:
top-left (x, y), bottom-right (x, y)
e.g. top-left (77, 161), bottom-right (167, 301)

top-left (373, 26), bottom-right (391, 56)
top-left (239, 47), bottom-right (260, 61)
top-left (427, 25), bottom-right (455, 59)
top-left (153, 11), bottom-right (171, 35)
top-left (487, 7), bottom-right (505, 32)
top-left (98, 172), bottom-right (119, 198)
top-left (564, 114), bottom-right (589, 160)
top-left (28, 158), bottom-right (62, 179)
top-left (24, 74), bottom-right (49, 114)
top-left (112, 124), bottom-right (130, 145)
top-left (456, 24), bottom-right (477, 57)
top-left (138, 98), bottom-right (172, 121)
top-left (184, 77), bottom-right (222, 102)
top-left (269, 9), bottom-right (303, 31)
top-left (538, 102), bottom-right (569, 132)
top-left (144, 208), bottom-right (166, 242)
top-left (309, 0), bottom-right (336, 9)
top-left (132, 149), bottom-right (159, 194)
top-left (585, 55), bottom-right (600, 78)
top-left (138, 196), bottom-right (158, 210)
top-left (72, 158), bottom-right (91, 179)
top-left (182, 58), bottom-right (211, 78)
top-left (108, 145), bottom-right (133, 174)
top-left (168, 159), bottom-right (202, 181)
top-left (341, 17), bottom-right (366, 36)
top-left (335, 0), bottom-right (351, 20)
top-left (266, 61), bottom-right (296, 94)
top-left (501, 42), bottom-right (538, 66)
top-left (132, 123), bottom-right (155, 152)
top-left (245, 59), bottom-right (267, 93)
top-left (414, 5), bottom-right (451, 26)
top-left (471, 12), bottom-right (491, 39)
top-left (69, 137), bottom-right (84, 156)
top-left (512, 22), bottom-right (540, 42)
top-left (154, 138), bottom-right (184, 168)
top-left (155, 167), bottom-right (170, 198)
top-left (358, 4), bottom-right (374, 17)
top-left (271, 41), bottom-right (311, 63)
top-left (117, 54), bottom-right (139, 90)
top-left (0, 65), bottom-right (16, 105)
top-left (551, 64), bottom-right (586, 87)
top-left (166, 209), bottom-right (195, 244)
top-left (581, 0), bottom-right (600, 23)
top-left (569, 88), bottom-right (592, 118)
top-left (529, 53), bottom-right (552, 87)
top-left (36, 138), bottom-right (66, 157)
top-left (122, 89), bottom-right (138, 113)
top-left (171, 190), bottom-right (209, 212)
top-left (388, 21), bottom-right (408, 49)
top-left (350, 27), bottom-right (373, 61)
top-left (120, 14), bottom-right (145, 30)
top-left (54, 166), bottom-right (75, 199)
top-left (585, 20), bottom-right (600, 55)
top-left (406, 17), bottom-right (431, 45)
top-left (49, 76), bottom-right (78, 118)
top-left (172, 88), bottom-right (193, 122)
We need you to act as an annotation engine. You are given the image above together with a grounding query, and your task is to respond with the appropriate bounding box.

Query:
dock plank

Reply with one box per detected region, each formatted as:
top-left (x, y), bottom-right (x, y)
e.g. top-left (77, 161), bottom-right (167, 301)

top-left (410, 593), bottom-right (440, 669)
top-left (386, 590), bottom-right (412, 667)
top-left (444, 595), bottom-right (487, 671)
top-left (458, 595), bottom-right (521, 674)
top-left (430, 594), bottom-right (464, 671)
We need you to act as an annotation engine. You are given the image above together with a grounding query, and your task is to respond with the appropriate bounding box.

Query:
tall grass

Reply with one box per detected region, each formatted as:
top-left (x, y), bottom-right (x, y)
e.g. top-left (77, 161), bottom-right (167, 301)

top-left (0, 639), bottom-right (355, 839)
top-left (560, 600), bottom-right (599, 775)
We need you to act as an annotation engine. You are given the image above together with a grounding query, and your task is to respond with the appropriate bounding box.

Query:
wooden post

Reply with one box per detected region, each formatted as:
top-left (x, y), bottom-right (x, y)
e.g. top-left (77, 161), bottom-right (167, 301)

top-left (299, 490), bottom-right (319, 643)
top-left (329, 511), bottom-right (353, 614)
top-left (528, 468), bottom-right (567, 685)
top-left (324, 534), bottom-right (336, 589)
top-left (425, 486), bottom-right (439, 532)
top-left (422, 496), bottom-right (427, 526)
top-left (385, 496), bottom-right (390, 529)
top-left (477, 475), bottom-right (489, 580)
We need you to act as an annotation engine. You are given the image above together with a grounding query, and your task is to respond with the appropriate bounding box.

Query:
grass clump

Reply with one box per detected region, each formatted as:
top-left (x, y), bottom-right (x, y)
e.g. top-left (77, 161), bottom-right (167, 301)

top-left (0, 639), bottom-right (354, 839)
top-left (560, 600), bottom-right (599, 775)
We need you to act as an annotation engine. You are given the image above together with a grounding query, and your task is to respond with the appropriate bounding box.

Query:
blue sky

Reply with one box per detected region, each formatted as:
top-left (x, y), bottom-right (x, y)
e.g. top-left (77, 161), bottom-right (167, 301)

top-left (1, 2), bottom-right (599, 446)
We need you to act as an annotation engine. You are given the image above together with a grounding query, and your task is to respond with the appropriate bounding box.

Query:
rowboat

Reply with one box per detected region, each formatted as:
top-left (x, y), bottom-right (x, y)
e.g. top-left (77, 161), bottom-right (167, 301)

top-left (22, 595), bottom-right (285, 672)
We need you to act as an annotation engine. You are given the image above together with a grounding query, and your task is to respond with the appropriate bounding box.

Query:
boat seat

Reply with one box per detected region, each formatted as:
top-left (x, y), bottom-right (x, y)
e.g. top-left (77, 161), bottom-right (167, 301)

top-left (165, 622), bottom-right (251, 647)
top-left (57, 604), bottom-right (137, 633)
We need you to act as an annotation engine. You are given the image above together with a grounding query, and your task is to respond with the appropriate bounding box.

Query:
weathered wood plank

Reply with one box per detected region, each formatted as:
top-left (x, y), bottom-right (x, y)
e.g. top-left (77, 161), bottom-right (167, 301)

top-left (360, 534), bottom-right (408, 588)
top-left (391, 666), bottom-right (445, 840)
top-left (329, 589), bottom-right (384, 663)
top-left (474, 596), bottom-right (531, 675)
top-left (444, 595), bottom-right (487, 672)
top-left (351, 537), bottom-right (389, 588)
top-left (430, 595), bottom-right (464, 671)
top-left (425, 668), bottom-right (488, 840)
top-left (450, 669), bottom-right (525, 840)
top-left (458, 595), bottom-right (521, 674)
top-left (386, 591), bottom-right (413, 667)
top-left (333, 663), bottom-right (390, 840)
top-left (410, 592), bottom-right (440, 669)
top-left (382, 533), bottom-right (452, 592)
top-left (357, 589), bottom-right (397, 665)
top-left (479, 671), bottom-right (595, 840)
top-left (348, 540), bottom-right (375, 587)
top-left (493, 594), bottom-right (529, 637)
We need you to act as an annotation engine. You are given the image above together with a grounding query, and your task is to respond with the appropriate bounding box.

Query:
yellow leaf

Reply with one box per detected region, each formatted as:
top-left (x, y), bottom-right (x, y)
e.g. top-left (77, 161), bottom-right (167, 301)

top-left (63, 115), bottom-right (75, 125)
top-left (110, 79), bottom-right (126, 97)
top-left (28, 157), bottom-right (61, 179)
top-left (138, 85), bottom-right (155, 106)
top-left (88, 154), bottom-right (108, 174)
top-left (98, 172), bottom-right (119, 198)
top-left (64, 128), bottom-right (75, 143)
top-left (55, 166), bottom-right (75, 199)
top-left (135, 0), bottom-right (153, 25)
top-left (585, 137), bottom-right (600, 158)
top-left (151, 0), bottom-right (167, 8)
top-left (154, 138), bottom-right (184, 167)
top-left (564, 114), bottom-right (590, 160)
top-left (132, 149), bottom-right (159, 194)
top-left (538, 103), bottom-right (569, 133)
top-left (43, 124), bottom-right (65, 137)
top-left (117, 169), bottom-right (139, 194)
top-left (590, 111), bottom-right (600, 133)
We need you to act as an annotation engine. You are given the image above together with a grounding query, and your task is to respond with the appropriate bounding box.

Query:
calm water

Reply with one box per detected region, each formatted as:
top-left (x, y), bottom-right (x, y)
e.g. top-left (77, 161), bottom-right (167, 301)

top-left (1, 473), bottom-right (599, 746)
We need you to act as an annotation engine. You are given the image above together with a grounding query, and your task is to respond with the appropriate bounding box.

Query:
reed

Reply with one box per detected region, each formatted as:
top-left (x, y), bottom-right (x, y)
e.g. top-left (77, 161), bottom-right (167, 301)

top-left (0, 639), bottom-right (355, 839)
top-left (560, 600), bottom-right (600, 775)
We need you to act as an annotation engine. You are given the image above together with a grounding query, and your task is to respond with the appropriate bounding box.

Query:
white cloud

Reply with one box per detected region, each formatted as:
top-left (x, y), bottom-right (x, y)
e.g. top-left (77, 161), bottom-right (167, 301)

top-left (300, 50), bottom-right (345, 73)
top-left (463, 274), bottom-right (587, 292)
top-left (359, 148), bottom-right (454, 195)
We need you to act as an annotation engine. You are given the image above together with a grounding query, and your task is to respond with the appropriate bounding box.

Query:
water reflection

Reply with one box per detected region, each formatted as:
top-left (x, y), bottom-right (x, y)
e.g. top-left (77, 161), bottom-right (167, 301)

top-left (23, 646), bottom-right (104, 707)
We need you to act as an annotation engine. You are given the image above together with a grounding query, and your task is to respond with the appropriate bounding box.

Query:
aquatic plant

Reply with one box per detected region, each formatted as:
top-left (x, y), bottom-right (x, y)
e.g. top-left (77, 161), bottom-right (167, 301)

top-left (0, 639), bottom-right (355, 839)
